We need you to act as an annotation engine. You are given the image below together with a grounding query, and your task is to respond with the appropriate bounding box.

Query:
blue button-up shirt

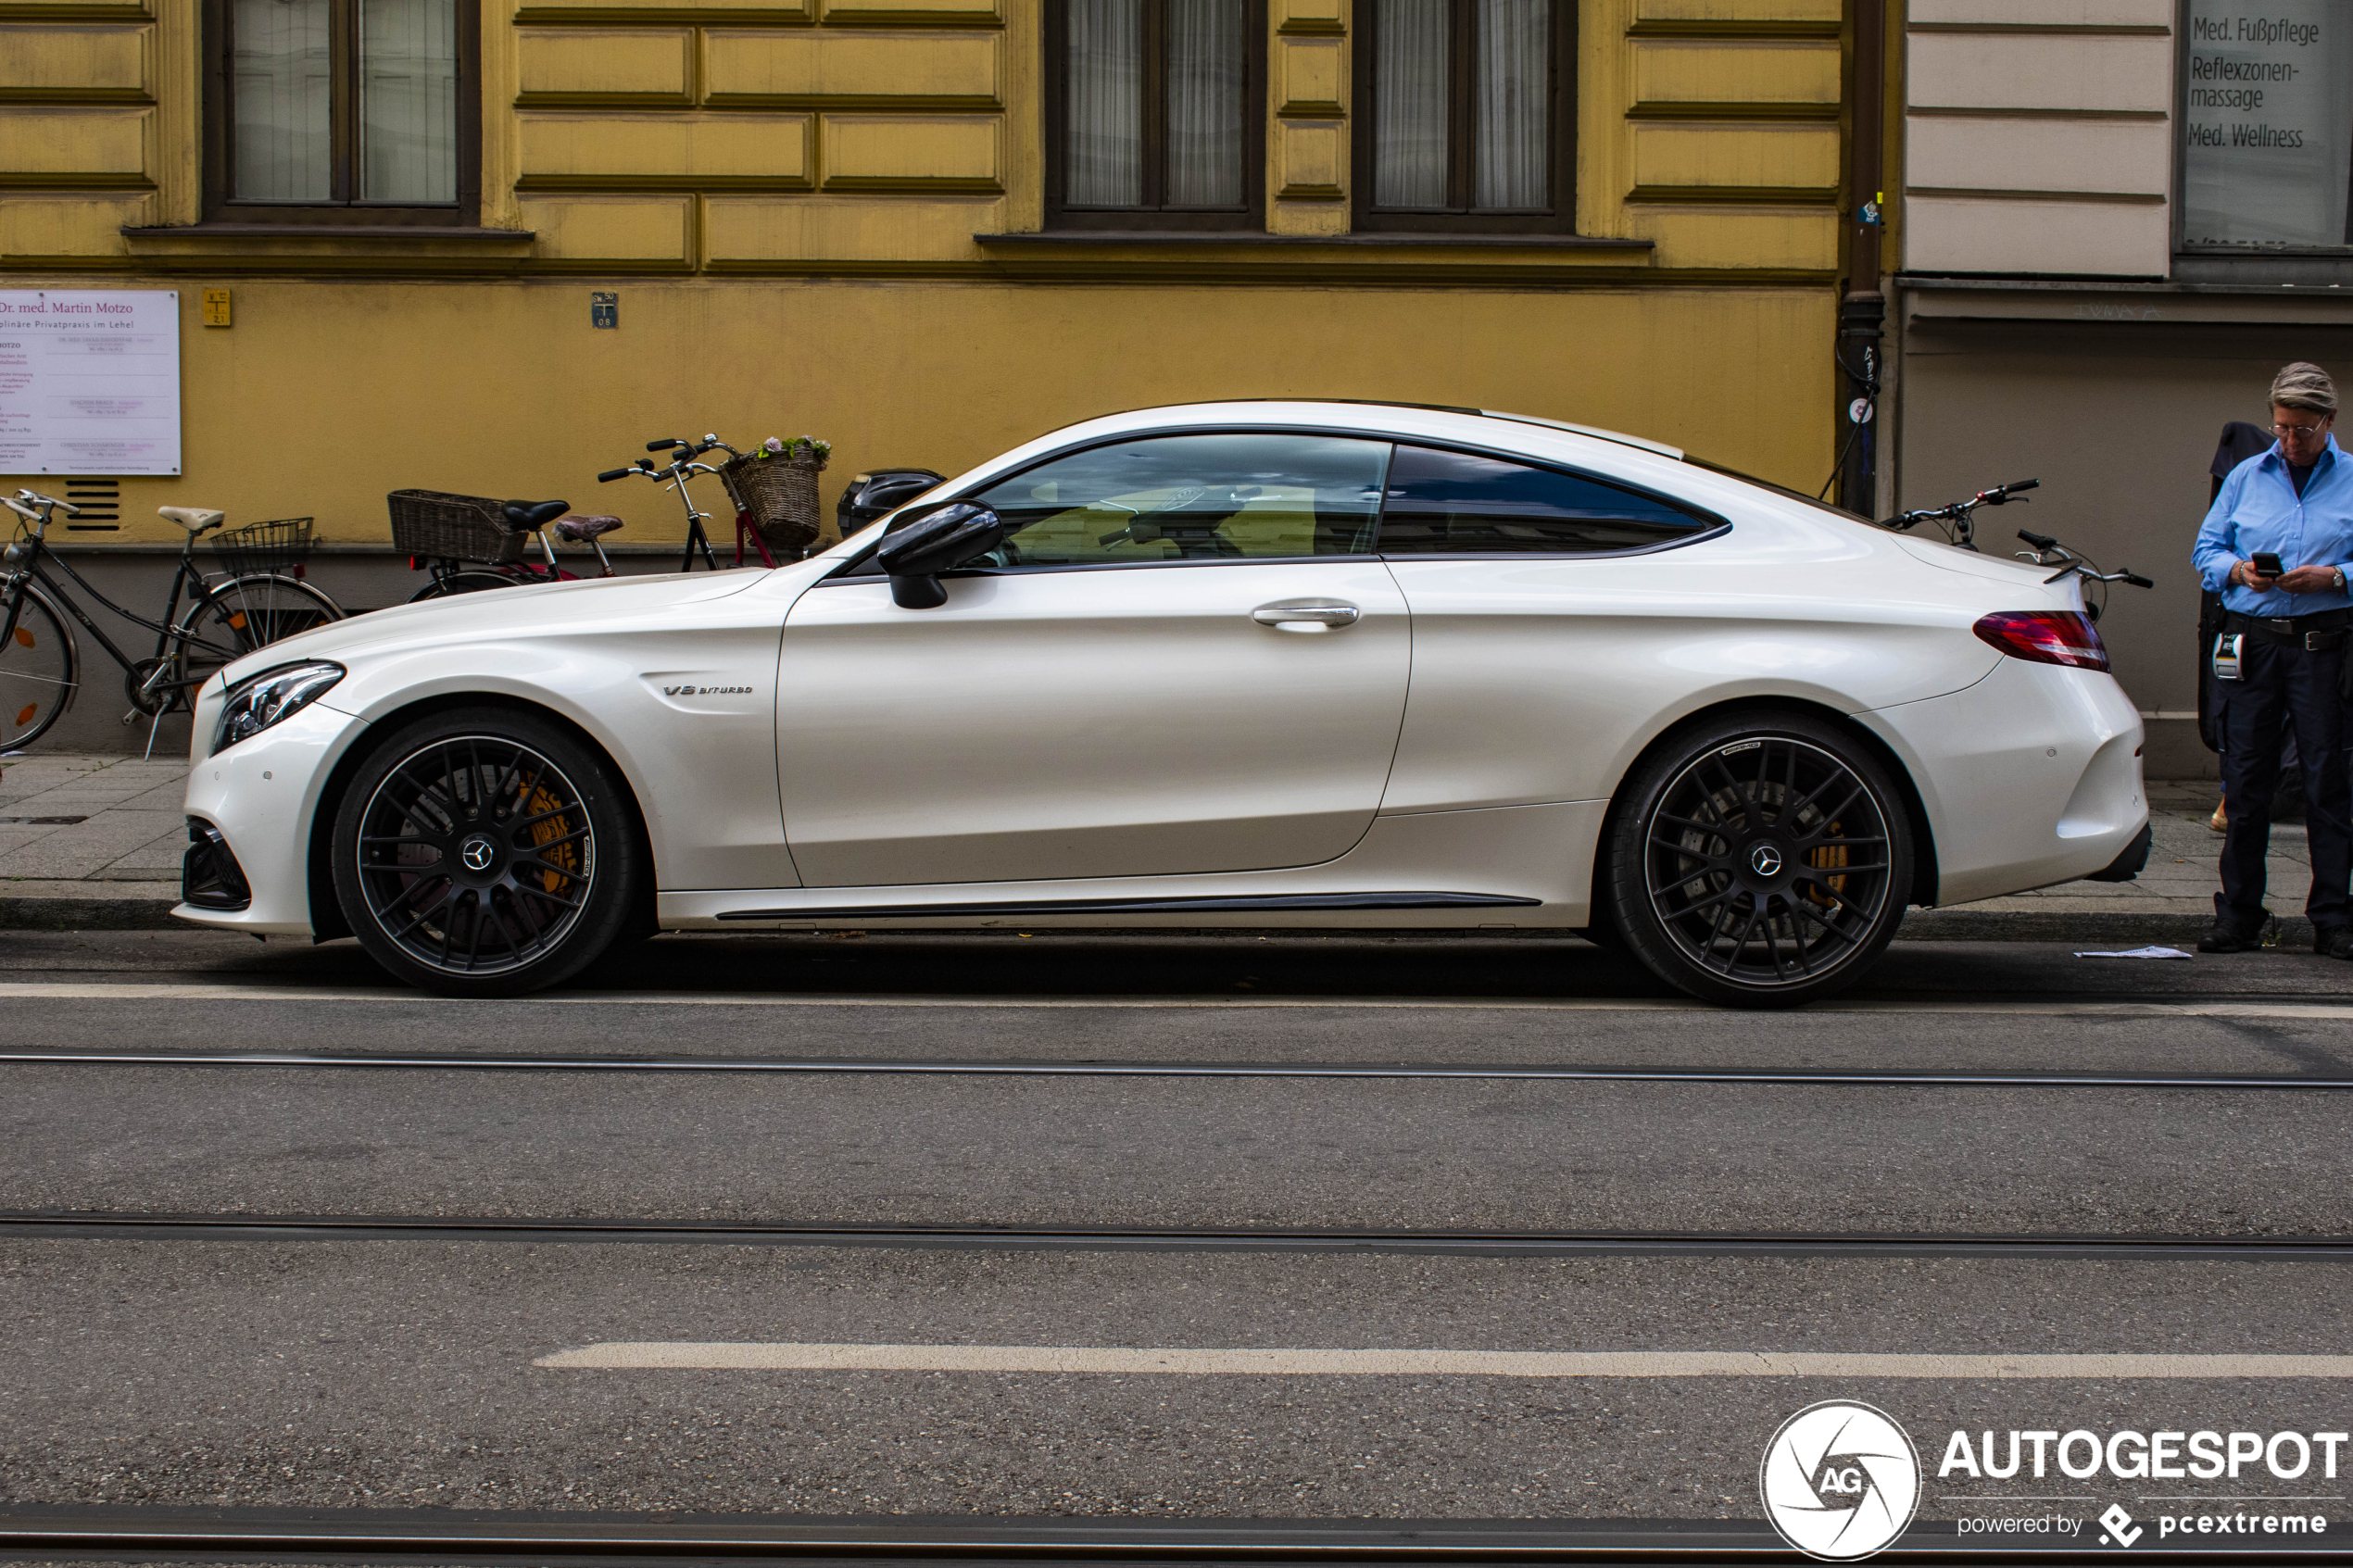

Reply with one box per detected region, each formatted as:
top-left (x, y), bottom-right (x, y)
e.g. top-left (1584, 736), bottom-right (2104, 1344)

top-left (2194, 435), bottom-right (2353, 615)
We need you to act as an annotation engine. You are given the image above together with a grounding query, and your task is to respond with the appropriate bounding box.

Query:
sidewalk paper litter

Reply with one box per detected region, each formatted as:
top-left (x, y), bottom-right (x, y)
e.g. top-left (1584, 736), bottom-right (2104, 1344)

top-left (2073, 946), bottom-right (2193, 960)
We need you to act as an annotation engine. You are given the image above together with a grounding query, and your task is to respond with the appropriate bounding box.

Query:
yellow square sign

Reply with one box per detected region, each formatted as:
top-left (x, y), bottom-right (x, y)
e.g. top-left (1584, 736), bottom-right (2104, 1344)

top-left (201, 289), bottom-right (232, 327)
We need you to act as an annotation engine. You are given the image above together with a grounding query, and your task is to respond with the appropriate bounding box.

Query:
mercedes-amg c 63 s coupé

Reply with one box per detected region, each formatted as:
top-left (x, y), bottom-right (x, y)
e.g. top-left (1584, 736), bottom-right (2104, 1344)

top-left (177, 401), bottom-right (2151, 1006)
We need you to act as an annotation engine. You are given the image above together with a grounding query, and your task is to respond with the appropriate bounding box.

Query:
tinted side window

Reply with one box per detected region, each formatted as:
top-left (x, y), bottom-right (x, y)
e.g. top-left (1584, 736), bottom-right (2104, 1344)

top-left (1378, 445), bottom-right (1713, 555)
top-left (972, 433), bottom-right (1390, 566)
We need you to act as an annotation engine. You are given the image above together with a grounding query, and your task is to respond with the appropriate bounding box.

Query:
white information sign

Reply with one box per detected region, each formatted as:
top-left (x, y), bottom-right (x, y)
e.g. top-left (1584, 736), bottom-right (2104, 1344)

top-left (0, 290), bottom-right (182, 476)
top-left (2182, 1), bottom-right (2353, 249)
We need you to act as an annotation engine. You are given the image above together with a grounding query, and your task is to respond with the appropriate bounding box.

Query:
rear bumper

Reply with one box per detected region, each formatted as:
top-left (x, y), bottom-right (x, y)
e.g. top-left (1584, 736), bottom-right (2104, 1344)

top-left (2084, 822), bottom-right (2154, 884)
top-left (1860, 657), bottom-right (2147, 906)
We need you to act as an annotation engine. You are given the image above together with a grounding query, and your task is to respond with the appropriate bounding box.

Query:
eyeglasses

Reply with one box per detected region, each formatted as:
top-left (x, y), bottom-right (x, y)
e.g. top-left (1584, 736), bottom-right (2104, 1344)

top-left (2274, 421), bottom-right (2332, 439)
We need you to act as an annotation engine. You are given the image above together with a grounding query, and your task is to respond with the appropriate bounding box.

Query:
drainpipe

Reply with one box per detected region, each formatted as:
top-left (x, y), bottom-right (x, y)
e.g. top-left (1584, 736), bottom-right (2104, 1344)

top-left (1837, 0), bottom-right (1887, 515)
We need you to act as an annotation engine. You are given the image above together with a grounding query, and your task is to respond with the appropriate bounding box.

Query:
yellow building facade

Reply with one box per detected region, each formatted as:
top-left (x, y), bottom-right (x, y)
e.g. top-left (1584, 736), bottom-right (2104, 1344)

top-left (4, 0), bottom-right (1856, 546)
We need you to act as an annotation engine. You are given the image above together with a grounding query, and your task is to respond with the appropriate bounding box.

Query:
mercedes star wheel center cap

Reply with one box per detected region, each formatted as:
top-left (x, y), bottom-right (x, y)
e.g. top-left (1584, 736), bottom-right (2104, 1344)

top-left (1749, 844), bottom-right (1784, 878)
top-left (460, 836), bottom-right (497, 872)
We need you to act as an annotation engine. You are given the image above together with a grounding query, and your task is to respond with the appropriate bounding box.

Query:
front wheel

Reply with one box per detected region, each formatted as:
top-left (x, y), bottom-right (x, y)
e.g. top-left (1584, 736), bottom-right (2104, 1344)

top-left (331, 709), bottom-right (646, 997)
top-left (0, 575), bottom-right (79, 749)
top-left (1604, 712), bottom-right (1913, 1008)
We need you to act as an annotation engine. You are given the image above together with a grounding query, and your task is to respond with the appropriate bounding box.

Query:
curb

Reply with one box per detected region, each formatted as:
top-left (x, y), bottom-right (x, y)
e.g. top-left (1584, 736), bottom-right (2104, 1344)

top-left (0, 893), bottom-right (186, 931)
top-left (1894, 909), bottom-right (2224, 945)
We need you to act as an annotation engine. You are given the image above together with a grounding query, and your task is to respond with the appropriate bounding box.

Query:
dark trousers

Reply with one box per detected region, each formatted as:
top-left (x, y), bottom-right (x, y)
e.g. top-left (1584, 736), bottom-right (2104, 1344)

top-left (2218, 635), bottom-right (2353, 927)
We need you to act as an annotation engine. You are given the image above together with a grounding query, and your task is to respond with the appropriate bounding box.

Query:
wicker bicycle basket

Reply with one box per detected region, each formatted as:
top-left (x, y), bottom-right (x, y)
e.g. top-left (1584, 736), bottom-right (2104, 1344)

top-left (211, 517), bottom-right (317, 576)
top-left (386, 490), bottom-right (524, 565)
top-left (720, 452), bottom-right (827, 553)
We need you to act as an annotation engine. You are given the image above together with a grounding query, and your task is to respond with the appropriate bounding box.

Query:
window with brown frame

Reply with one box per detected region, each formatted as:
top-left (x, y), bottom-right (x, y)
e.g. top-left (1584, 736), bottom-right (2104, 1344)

top-left (1351, 0), bottom-right (1572, 233)
top-left (1045, 0), bottom-right (1265, 231)
top-left (203, 0), bottom-right (479, 225)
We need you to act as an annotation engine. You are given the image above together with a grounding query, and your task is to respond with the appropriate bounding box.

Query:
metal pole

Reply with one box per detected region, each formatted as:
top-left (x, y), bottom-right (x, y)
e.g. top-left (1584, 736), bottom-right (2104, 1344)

top-left (1837, 0), bottom-right (1887, 515)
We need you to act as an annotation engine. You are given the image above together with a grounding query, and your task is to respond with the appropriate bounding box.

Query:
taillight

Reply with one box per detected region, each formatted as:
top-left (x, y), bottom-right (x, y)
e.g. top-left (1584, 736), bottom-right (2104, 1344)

top-left (1972, 610), bottom-right (2109, 671)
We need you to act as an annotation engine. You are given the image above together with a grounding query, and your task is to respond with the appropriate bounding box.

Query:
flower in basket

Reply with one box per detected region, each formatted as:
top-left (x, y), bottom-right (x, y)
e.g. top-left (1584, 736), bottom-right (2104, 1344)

top-left (747, 434), bottom-right (831, 466)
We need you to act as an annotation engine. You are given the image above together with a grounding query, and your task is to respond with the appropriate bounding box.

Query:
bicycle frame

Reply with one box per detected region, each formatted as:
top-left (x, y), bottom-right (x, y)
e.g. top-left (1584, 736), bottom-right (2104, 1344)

top-left (1, 501), bottom-right (235, 688)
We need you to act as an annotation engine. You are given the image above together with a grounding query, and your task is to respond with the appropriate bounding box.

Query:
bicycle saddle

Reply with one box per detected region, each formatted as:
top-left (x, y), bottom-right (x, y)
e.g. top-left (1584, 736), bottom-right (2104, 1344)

top-left (502, 498), bottom-right (571, 531)
top-left (556, 512), bottom-right (623, 541)
top-left (158, 507), bottom-right (226, 533)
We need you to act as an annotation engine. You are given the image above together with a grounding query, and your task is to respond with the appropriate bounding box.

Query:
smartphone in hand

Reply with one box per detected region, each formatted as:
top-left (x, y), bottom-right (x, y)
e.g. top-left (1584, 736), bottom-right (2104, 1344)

top-left (2252, 551), bottom-right (2285, 577)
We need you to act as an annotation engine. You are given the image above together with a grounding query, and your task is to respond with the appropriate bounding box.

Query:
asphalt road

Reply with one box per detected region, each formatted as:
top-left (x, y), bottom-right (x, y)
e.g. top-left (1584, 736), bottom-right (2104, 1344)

top-left (6, 928), bottom-right (2353, 1556)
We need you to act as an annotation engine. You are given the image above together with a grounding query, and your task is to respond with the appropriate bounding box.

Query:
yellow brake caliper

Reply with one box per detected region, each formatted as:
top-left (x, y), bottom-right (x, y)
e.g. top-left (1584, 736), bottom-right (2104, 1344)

top-left (527, 784), bottom-right (578, 895)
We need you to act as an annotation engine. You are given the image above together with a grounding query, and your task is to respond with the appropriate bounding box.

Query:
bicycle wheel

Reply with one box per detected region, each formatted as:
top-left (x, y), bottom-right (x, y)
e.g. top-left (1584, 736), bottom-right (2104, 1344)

top-left (173, 572), bottom-right (346, 700)
top-left (0, 574), bottom-right (78, 749)
top-left (408, 569), bottom-right (521, 602)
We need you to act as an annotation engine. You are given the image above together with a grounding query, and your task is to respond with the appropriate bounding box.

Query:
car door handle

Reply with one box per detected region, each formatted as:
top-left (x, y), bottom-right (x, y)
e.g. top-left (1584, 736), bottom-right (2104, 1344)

top-left (1252, 602), bottom-right (1360, 633)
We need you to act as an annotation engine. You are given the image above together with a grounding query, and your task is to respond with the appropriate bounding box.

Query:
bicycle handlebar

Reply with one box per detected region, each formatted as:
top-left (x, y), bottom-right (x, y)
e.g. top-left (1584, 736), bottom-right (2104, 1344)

top-left (598, 468), bottom-right (633, 483)
top-left (647, 437), bottom-right (689, 453)
top-left (15, 488), bottom-right (80, 517)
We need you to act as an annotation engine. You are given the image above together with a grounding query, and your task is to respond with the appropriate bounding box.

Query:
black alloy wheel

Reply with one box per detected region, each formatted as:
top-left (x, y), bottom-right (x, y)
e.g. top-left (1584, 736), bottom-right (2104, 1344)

top-left (332, 709), bottom-right (642, 996)
top-left (1604, 711), bottom-right (1913, 1008)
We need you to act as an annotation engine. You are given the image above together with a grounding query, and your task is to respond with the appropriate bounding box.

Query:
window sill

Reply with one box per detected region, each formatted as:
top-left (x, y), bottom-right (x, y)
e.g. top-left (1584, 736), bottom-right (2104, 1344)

top-left (976, 231), bottom-right (1652, 250)
top-left (123, 223), bottom-right (535, 243)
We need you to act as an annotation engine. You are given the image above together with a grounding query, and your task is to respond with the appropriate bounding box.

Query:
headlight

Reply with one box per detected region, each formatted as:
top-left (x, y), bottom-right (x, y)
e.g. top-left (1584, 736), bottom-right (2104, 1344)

top-left (213, 661), bottom-right (343, 754)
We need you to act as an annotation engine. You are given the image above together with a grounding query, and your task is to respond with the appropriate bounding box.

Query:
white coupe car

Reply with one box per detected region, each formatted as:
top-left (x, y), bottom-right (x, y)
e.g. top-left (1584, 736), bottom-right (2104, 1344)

top-left (177, 401), bottom-right (2149, 1006)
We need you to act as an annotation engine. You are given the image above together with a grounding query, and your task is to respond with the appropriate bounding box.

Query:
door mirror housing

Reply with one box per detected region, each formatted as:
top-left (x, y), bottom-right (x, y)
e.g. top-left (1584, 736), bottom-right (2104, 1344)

top-left (875, 502), bottom-right (1007, 608)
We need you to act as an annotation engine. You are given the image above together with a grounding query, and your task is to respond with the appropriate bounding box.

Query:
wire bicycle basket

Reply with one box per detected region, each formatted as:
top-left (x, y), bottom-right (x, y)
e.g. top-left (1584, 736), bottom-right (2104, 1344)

top-left (211, 516), bottom-right (318, 577)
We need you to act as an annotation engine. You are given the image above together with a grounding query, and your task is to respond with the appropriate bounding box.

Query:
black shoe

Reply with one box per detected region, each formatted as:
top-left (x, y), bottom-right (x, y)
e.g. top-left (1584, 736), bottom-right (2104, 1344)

top-left (2199, 917), bottom-right (2268, 953)
top-left (2318, 926), bottom-right (2353, 960)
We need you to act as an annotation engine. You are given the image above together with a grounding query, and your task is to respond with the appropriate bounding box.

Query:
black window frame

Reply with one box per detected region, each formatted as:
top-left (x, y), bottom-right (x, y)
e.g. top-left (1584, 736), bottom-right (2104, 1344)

top-left (202, 0), bottom-right (481, 227)
top-left (1350, 0), bottom-right (1575, 234)
top-left (1043, 0), bottom-right (1267, 232)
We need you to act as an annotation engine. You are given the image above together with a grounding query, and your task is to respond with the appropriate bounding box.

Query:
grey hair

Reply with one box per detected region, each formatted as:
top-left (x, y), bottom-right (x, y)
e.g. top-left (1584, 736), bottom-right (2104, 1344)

top-left (2271, 361), bottom-right (2337, 415)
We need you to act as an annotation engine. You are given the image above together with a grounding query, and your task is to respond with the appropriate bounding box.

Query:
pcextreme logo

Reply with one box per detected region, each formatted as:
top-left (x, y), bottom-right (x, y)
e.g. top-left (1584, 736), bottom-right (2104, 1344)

top-left (1759, 1400), bottom-right (1922, 1562)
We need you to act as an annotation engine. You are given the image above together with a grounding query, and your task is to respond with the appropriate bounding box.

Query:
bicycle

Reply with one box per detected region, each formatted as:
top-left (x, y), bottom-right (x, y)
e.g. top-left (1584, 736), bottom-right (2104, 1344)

top-left (402, 496), bottom-right (625, 601)
top-left (598, 434), bottom-right (765, 571)
top-left (1876, 478), bottom-right (2152, 617)
top-left (0, 489), bottom-right (346, 752)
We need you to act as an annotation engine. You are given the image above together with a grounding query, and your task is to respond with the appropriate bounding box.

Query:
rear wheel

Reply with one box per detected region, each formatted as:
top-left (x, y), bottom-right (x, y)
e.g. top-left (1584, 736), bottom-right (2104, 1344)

top-left (0, 576), bottom-right (78, 749)
top-left (1604, 711), bottom-right (1912, 1008)
top-left (409, 569), bottom-right (520, 602)
top-left (173, 572), bottom-right (346, 700)
top-left (331, 709), bottom-right (644, 996)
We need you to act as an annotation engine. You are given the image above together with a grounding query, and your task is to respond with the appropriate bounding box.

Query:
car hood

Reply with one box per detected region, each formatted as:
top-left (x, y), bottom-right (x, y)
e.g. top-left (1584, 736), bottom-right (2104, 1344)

top-left (213, 569), bottom-right (772, 691)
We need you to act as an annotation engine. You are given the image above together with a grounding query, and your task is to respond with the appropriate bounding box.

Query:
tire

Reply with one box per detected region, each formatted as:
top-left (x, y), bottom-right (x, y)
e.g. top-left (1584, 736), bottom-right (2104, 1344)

top-left (0, 575), bottom-right (79, 749)
top-left (1603, 710), bottom-right (1913, 1009)
top-left (331, 708), bottom-right (645, 997)
top-left (174, 572), bottom-right (346, 698)
top-left (409, 570), bottom-right (520, 602)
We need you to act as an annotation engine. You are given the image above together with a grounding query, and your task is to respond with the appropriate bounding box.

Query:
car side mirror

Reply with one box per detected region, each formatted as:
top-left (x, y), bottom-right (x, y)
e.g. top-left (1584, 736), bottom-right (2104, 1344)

top-left (875, 502), bottom-right (1006, 608)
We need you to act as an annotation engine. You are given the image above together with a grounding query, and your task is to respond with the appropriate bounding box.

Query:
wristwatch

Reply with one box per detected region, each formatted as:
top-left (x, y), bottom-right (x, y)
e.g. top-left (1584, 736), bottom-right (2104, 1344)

top-left (2337, 565), bottom-right (2348, 592)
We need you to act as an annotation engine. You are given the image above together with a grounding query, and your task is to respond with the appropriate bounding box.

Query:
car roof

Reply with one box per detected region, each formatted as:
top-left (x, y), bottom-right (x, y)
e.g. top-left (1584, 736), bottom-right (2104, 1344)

top-left (1076, 399), bottom-right (1683, 460)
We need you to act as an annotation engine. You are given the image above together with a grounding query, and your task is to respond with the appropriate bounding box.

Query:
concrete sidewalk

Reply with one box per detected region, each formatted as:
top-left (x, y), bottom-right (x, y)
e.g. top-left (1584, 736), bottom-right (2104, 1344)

top-left (0, 756), bottom-right (2312, 944)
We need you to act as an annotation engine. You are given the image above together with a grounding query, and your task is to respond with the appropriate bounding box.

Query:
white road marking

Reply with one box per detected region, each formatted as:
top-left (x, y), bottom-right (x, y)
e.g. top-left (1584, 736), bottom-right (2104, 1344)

top-left (1, 982), bottom-right (2350, 1020)
top-left (535, 1344), bottom-right (2353, 1377)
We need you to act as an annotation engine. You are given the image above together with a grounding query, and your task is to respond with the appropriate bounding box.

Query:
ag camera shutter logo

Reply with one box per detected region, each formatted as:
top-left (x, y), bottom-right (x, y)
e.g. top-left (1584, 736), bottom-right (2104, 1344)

top-left (1759, 1399), bottom-right (1922, 1562)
